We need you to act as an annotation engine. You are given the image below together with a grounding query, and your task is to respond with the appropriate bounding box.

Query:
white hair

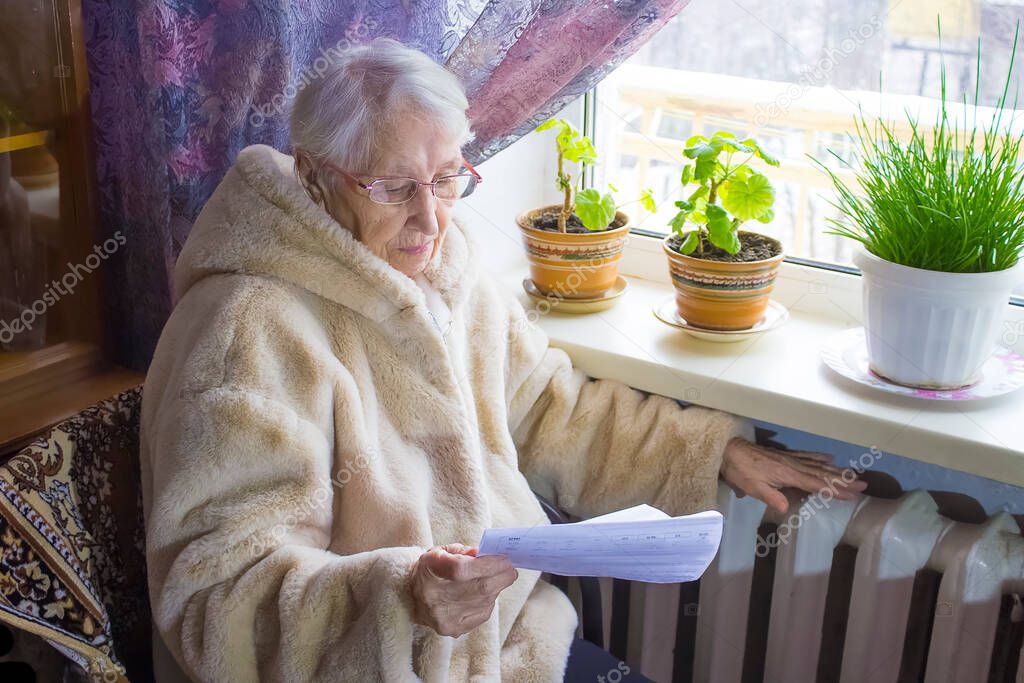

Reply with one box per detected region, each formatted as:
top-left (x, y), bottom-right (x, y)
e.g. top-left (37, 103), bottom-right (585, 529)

top-left (289, 38), bottom-right (474, 171)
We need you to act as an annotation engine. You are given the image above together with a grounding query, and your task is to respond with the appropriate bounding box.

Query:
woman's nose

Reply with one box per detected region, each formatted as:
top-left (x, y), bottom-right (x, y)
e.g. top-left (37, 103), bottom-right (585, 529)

top-left (407, 185), bottom-right (440, 234)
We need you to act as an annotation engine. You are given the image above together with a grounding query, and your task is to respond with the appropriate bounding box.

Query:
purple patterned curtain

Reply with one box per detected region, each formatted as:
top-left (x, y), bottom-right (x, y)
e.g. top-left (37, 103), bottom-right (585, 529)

top-left (81, 0), bottom-right (689, 370)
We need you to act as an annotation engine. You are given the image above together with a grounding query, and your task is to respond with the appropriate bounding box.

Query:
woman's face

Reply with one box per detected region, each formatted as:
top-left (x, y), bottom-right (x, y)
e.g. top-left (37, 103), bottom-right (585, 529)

top-left (320, 116), bottom-right (463, 279)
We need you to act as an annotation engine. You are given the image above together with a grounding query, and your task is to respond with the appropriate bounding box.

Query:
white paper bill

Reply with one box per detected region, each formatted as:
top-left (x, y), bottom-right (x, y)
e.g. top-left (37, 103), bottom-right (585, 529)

top-left (478, 504), bottom-right (723, 584)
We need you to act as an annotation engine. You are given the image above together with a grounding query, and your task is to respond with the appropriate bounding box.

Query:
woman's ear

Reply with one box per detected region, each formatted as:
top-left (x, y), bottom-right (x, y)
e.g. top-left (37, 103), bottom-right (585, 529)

top-left (293, 149), bottom-right (326, 207)
top-left (293, 149), bottom-right (314, 184)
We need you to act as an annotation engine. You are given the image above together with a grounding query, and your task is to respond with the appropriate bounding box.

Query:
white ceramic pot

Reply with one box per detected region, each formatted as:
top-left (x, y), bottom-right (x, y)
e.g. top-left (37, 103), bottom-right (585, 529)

top-left (854, 245), bottom-right (1023, 389)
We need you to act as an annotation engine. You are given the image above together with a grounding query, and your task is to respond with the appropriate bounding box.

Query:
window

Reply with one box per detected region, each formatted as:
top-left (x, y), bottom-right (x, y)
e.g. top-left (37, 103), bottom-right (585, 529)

top-left (593, 0), bottom-right (1024, 299)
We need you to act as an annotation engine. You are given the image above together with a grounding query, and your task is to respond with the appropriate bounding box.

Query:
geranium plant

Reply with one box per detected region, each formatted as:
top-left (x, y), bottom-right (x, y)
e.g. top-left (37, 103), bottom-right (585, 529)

top-left (668, 131), bottom-right (780, 255)
top-left (536, 117), bottom-right (655, 232)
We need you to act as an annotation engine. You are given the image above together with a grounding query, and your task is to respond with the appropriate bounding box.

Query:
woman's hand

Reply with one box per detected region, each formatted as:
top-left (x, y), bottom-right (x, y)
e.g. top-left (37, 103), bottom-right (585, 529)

top-left (410, 543), bottom-right (518, 637)
top-left (719, 437), bottom-right (868, 514)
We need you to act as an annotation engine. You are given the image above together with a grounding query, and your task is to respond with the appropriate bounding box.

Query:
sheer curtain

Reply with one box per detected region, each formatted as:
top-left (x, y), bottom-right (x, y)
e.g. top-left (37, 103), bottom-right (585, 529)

top-left (81, 0), bottom-right (690, 369)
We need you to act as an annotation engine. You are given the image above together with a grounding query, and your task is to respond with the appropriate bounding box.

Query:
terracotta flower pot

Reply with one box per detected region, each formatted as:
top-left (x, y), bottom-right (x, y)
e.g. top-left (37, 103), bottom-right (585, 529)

top-left (663, 230), bottom-right (784, 330)
top-left (516, 204), bottom-right (631, 299)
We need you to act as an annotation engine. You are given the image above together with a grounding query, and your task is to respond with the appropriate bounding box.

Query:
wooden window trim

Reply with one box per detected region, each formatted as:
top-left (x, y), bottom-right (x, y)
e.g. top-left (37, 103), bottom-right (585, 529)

top-left (0, 346), bottom-right (143, 454)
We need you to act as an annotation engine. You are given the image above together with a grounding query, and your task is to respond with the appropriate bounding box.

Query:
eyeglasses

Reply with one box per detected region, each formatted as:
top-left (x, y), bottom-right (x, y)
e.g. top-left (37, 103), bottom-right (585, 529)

top-left (321, 157), bottom-right (483, 205)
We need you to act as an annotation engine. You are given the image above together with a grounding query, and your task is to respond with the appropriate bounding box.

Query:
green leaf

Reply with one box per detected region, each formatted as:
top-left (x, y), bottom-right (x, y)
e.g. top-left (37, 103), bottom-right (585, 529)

top-left (721, 172), bottom-right (776, 222)
top-left (706, 205), bottom-right (740, 253)
top-left (640, 187), bottom-right (657, 213)
top-left (552, 118), bottom-right (578, 138)
top-left (694, 156), bottom-right (718, 181)
top-left (711, 131), bottom-right (754, 154)
top-left (756, 207), bottom-right (775, 224)
top-left (716, 230), bottom-right (742, 254)
top-left (539, 117), bottom-right (598, 165)
top-left (684, 137), bottom-right (724, 160)
top-left (720, 139), bottom-right (755, 154)
top-left (674, 199), bottom-right (694, 211)
top-left (555, 128), bottom-right (573, 151)
top-left (535, 118), bottom-right (561, 133)
top-left (740, 138), bottom-right (780, 166)
top-left (688, 185), bottom-right (710, 203)
top-left (563, 134), bottom-right (597, 165)
top-left (705, 204), bottom-right (731, 234)
top-left (730, 164), bottom-right (752, 182)
top-left (670, 211), bottom-right (689, 231)
top-left (684, 135), bottom-right (708, 147)
top-left (576, 188), bottom-right (617, 231)
top-left (608, 182), bottom-right (619, 193)
top-left (680, 165), bottom-right (693, 186)
top-left (680, 230), bottom-right (701, 254)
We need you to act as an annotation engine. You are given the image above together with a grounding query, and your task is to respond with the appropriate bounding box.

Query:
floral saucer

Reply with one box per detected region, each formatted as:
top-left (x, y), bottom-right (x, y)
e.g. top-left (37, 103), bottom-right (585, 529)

top-left (820, 327), bottom-right (1024, 400)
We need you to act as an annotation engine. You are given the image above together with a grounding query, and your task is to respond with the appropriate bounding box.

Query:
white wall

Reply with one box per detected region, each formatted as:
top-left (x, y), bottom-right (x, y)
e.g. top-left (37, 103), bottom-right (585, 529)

top-left (749, 419), bottom-right (1024, 514)
top-left (458, 99), bottom-right (584, 274)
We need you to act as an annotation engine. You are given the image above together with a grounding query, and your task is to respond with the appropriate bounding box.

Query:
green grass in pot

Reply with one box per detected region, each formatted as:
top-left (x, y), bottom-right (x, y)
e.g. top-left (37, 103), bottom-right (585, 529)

top-left (813, 27), bottom-right (1024, 274)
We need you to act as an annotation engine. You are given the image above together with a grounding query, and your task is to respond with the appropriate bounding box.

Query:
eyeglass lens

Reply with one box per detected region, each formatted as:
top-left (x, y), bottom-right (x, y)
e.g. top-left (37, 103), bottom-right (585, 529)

top-left (367, 174), bottom-right (476, 204)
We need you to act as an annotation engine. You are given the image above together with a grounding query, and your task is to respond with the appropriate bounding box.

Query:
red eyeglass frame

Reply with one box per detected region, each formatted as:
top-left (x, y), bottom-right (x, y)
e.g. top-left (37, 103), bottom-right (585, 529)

top-left (319, 156), bottom-right (483, 204)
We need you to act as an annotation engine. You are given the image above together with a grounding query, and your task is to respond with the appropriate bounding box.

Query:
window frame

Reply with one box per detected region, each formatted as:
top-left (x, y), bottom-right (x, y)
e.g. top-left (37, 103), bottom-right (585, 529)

top-left (583, 83), bottom-right (1024, 309)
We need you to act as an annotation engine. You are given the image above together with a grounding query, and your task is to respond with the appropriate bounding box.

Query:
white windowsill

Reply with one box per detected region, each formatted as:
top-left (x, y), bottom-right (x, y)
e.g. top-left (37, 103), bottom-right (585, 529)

top-left (492, 232), bottom-right (1024, 488)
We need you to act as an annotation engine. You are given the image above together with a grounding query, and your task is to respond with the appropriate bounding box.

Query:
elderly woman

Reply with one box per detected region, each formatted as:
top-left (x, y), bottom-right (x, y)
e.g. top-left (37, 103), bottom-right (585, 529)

top-left (140, 38), bottom-right (864, 682)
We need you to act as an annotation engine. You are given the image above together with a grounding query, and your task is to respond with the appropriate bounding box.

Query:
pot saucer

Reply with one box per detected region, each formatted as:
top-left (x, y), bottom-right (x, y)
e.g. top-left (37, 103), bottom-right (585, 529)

top-left (522, 276), bottom-right (628, 314)
top-left (820, 327), bottom-right (1024, 400)
top-left (653, 297), bottom-right (789, 342)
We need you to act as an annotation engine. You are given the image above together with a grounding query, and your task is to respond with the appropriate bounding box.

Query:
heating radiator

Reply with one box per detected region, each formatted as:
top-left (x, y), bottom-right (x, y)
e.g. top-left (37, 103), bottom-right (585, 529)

top-left (572, 482), bottom-right (1024, 683)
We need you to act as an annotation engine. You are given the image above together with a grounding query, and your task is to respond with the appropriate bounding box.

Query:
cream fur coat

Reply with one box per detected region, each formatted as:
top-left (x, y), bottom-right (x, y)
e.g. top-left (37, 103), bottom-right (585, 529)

top-left (139, 144), bottom-right (756, 682)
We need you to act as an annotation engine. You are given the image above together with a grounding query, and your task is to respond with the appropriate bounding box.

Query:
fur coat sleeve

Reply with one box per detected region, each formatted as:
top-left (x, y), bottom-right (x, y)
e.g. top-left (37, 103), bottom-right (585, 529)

top-left (504, 295), bottom-right (757, 519)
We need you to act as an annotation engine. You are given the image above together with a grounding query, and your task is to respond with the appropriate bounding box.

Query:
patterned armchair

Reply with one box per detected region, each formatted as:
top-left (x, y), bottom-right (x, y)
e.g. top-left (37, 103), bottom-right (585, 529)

top-left (0, 387), bottom-right (150, 682)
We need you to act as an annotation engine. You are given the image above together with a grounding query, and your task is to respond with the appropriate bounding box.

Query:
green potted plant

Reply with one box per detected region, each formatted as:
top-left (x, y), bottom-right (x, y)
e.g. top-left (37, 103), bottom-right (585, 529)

top-left (662, 131), bottom-right (784, 330)
top-left (517, 117), bottom-right (655, 300)
top-left (814, 34), bottom-right (1024, 389)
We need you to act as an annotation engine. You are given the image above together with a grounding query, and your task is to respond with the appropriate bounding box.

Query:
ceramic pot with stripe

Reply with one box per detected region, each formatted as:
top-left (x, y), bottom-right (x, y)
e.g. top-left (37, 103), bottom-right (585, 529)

top-left (663, 230), bottom-right (784, 330)
top-left (516, 204), bottom-right (631, 300)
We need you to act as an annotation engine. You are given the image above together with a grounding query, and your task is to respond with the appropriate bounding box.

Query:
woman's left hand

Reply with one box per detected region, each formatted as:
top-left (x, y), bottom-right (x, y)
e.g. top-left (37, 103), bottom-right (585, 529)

top-left (719, 437), bottom-right (868, 514)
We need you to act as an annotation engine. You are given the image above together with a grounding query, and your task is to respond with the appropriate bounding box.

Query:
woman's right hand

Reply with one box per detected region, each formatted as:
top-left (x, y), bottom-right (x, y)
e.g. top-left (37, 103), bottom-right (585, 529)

top-left (410, 543), bottom-right (518, 637)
